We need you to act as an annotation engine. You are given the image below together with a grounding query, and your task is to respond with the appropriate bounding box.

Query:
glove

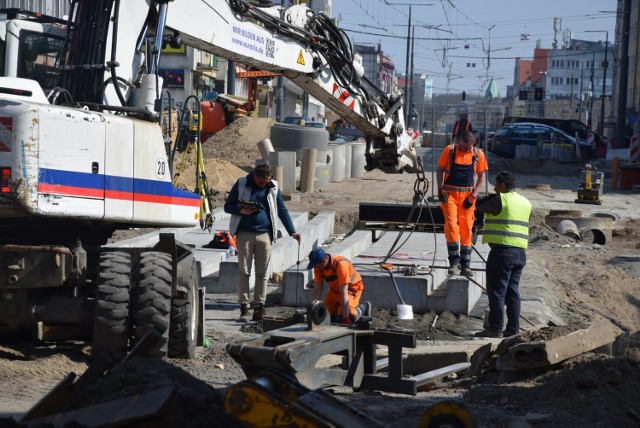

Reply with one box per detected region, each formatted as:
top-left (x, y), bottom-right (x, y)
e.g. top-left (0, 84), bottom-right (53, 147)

top-left (463, 195), bottom-right (476, 209)
top-left (341, 317), bottom-right (352, 325)
top-left (437, 189), bottom-right (448, 203)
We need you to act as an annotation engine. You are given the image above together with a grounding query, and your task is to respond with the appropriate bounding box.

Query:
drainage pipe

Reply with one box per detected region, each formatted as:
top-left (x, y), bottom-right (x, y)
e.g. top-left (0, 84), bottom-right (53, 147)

top-left (556, 220), bottom-right (582, 241)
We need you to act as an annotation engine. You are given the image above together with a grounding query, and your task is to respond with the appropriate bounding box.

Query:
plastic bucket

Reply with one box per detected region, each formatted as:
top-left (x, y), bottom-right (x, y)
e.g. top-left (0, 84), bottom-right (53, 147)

top-left (397, 304), bottom-right (413, 320)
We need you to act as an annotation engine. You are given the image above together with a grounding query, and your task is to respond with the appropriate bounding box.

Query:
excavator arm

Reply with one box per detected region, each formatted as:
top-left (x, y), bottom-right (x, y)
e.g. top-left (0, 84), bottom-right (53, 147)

top-left (54, 0), bottom-right (417, 173)
top-left (162, 1), bottom-right (418, 173)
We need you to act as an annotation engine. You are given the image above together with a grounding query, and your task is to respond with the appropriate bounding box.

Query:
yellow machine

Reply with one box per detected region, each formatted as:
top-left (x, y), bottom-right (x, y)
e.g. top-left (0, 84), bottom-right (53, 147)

top-left (575, 163), bottom-right (604, 205)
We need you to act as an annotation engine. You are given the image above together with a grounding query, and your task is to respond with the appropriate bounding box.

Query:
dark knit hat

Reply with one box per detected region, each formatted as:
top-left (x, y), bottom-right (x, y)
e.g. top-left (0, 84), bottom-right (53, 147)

top-left (496, 170), bottom-right (517, 189)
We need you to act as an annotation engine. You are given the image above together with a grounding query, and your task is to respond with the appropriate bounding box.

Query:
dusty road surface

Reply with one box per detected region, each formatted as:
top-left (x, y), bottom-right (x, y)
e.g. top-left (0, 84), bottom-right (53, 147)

top-left (1, 117), bottom-right (640, 427)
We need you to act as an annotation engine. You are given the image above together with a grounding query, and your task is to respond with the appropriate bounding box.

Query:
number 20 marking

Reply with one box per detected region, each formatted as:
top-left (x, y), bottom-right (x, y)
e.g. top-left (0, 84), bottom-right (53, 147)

top-left (156, 159), bottom-right (167, 178)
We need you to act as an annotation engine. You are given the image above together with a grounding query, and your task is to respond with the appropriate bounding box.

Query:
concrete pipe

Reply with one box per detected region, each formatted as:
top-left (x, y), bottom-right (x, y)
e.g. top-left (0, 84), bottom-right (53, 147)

top-left (581, 229), bottom-right (607, 245)
top-left (270, 123), bottom-right (328, 159)
top-left (556, 220), bottom-right (582, 241)
top-left (351, 142), bottom-right (366, 178)
top-left (299, 148), bottom-right (317, 193)
top-left (257, 138), bottom-right (275, 161)
top-left (330, 144), bottom-right (346, 182)
top-left (344, 143), bottom-right (353, 178)
top-left (272, 166), bottom-right (283, 190)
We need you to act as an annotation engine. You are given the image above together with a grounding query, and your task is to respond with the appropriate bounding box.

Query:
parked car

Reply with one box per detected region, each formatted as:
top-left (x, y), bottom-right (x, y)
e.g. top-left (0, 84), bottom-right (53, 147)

top-left (283, 115), bottom-right (311, 125)
top-left (502, 115), bottom-right (606, 157)
top-left (491, 122), bottom-right (594, 160)
top-left (304, 121), bottom-right (326, 129)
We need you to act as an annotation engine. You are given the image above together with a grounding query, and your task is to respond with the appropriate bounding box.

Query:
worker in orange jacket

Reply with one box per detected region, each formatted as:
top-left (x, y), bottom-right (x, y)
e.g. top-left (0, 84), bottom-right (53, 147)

top-left (308, 248), bottom-right (371, 324)
top-left (436, 130), bottom-right (488, 277)
top-left (452, 112), bottom-right (473, 143)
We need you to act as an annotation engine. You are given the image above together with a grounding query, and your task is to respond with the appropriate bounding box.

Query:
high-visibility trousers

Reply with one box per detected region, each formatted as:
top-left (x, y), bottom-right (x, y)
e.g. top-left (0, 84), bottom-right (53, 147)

top-left (323, 286), bottom-right (363, 319)
top-left (441, 190), bottom-right (475, 246)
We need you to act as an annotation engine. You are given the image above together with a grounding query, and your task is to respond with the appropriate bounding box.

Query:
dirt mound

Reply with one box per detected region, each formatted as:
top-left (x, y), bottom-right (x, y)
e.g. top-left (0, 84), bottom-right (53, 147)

top-left (203, 116), bottom-right (273, 168)
top-left (172, 117), bottom-right (274, 204)
top-left (464, 332), bottom-right (640, 427)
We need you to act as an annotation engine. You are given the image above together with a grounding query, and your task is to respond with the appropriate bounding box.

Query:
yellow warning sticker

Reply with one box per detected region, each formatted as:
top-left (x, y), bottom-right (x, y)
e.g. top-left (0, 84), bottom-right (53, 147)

top-left (297, 50), bottom-right (305, 66)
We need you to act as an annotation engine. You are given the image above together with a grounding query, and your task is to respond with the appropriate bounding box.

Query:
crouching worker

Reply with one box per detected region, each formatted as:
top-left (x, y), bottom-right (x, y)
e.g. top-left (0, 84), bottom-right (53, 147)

top-left (307, 248), bottom-right (371, 324)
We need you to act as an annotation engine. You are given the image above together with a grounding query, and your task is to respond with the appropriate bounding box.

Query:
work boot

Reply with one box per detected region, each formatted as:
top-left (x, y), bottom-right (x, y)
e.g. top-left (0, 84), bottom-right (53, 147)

top-left (364, 301), bottom-right (372, 317)
top-left (238, 304), bottom-right (250, 323)
top-left (474, 329), bottom-right (502, 338)
top-left (252, 305), bottom-right (265, 322)
top-left (447, 263), bottom-right (461, 276)
top-left (503, 328), bottom-right (518, 337)
top-left (460, 266), bottom-right (474, 277)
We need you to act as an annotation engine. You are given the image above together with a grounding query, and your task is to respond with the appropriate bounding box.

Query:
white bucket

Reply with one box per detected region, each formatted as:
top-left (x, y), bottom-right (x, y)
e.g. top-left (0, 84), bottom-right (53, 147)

top-left (397, 304), bottom-right (413, 320)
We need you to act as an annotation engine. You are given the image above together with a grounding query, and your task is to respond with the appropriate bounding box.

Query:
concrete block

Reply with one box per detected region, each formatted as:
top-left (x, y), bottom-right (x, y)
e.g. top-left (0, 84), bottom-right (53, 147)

top-left (270, 151), bottom-right (296, 193)
top-left (215, 211), bottom-right (333, 295)
top-left (282, 230), bottom-right (372, 306)
top-left (446, 278), bottom-right (483, 315)
top-left (496, 320), bottom-right (623, 371)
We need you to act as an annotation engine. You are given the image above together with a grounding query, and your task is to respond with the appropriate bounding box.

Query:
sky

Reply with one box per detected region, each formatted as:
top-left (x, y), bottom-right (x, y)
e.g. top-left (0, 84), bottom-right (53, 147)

top-left (332, 0), bottom-right (618, 97)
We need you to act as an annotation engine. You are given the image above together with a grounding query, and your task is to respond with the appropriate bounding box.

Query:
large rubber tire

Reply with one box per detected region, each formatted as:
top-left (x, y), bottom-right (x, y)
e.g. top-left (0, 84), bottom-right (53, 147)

top-left (169, 255), bottom-right (199, 359)
top-left (92, 251), bottom-right (132, 362)
top-left (270, 123), bottom-right (329, 157)
top-left (134, 251), bottom-right (172, 358)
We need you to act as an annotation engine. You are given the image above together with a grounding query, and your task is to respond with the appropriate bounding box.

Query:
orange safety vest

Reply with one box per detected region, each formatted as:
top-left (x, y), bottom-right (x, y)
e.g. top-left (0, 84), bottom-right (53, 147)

top-left (317, 255), bottom-right (363, 295)
top-left (453, 119), bottom-right (471, 137)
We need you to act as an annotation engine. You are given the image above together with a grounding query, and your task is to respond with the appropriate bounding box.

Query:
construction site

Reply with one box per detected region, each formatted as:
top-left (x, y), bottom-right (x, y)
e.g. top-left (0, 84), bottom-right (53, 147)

top-left (0, 116), bottom-right (638, 427)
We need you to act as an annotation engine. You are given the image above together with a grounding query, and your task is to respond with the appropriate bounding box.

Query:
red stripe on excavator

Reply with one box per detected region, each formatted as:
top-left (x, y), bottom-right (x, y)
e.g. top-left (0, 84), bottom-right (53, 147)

top-left (38, 184), bottom-right (200, 207)
top-left (0, 117), bottom-right (13, 130)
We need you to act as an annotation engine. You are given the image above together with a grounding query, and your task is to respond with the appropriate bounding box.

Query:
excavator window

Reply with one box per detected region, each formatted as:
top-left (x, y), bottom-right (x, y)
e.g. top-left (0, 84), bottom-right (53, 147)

top-left (17, 31), bottom-right (64, 90)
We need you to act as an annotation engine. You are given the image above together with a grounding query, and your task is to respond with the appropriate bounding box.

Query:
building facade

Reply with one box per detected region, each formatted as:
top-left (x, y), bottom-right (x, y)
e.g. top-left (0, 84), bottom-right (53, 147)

top-left (354, 43), bottom-right (395, 94)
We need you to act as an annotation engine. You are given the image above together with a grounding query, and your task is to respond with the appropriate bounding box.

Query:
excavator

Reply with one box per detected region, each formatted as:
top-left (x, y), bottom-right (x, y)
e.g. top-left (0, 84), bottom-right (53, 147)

top-left (0, 1), bottom-right (419, 361)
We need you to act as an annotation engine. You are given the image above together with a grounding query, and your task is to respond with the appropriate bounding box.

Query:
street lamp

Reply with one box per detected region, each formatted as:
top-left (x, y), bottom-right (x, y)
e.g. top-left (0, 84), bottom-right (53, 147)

top-left (586, 30), bottom-right (609, 136)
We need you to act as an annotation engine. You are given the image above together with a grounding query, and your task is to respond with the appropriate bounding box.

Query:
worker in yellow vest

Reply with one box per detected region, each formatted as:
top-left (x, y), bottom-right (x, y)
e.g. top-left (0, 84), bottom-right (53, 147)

top-left (475, 171), bottom-right (532, 338)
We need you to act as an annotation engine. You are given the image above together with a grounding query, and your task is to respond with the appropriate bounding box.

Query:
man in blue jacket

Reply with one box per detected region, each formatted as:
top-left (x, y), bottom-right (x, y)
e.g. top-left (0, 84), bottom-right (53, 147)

top-left (225, 164), bottom-right (301, 322)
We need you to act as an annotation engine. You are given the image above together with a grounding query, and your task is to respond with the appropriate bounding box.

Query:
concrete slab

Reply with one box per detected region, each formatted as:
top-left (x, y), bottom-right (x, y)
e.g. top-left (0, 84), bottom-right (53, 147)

top-left (214, 212), bottom-right (334, 294)
top-left (496, 320), bottom-right (623, 371)
top-left (352, 232), bottom-right (489, 314)
top-left (280, 230), bottom-right (489, 315)
top-left (282, 230), bottom-right (373, 306)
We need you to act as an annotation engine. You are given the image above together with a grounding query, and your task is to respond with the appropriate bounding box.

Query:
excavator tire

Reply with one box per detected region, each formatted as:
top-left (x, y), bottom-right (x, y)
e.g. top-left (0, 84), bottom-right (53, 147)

top-left (92, 251), bottom-right (132, 362)
top-left (134, 251), bottom-right (172, 358)
top-left (169, 255), bottom-right (199, 359)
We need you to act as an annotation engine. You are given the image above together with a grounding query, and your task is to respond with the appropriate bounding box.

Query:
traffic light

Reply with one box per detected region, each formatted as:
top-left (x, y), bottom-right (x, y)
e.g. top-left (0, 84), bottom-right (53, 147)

top-left (518, 90), bottom-right (528, 100)
top-left (534, 87), bottom-right (544, 101)
top-left (462, 91), bottom-right (466, 101)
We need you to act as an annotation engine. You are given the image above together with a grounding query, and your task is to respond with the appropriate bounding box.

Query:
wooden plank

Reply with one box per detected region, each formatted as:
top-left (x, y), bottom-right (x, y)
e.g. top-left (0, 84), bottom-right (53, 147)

top-left (409, 362), bottom-right (471, 384)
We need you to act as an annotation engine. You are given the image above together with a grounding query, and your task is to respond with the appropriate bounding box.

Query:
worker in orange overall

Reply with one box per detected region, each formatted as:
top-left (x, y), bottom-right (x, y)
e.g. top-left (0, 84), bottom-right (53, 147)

top-left (308, 248), bottom-right (371, 324)
top-left (436, 130), bottom-right (488, 277)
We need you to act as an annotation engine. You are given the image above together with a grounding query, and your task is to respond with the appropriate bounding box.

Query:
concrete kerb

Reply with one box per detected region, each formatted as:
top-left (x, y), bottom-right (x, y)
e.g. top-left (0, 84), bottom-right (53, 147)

top-left (280, 229), bottom-right (488, 315)
top-left (353, 232), bottom-right (488, 314)
top-left (282, 229), bottom-right (373, 306)
top-left (213, 212), bottom-right (333, 294)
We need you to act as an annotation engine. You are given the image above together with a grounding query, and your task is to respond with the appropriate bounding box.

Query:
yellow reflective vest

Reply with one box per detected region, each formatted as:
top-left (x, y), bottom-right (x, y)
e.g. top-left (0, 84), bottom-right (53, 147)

top-left (482, 191), bottom-right (532, 249)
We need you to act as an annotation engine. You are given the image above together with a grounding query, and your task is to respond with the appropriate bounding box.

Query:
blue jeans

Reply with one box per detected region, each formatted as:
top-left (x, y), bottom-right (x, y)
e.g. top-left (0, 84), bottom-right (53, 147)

top-left (486, 246), bottom-right (526, 334)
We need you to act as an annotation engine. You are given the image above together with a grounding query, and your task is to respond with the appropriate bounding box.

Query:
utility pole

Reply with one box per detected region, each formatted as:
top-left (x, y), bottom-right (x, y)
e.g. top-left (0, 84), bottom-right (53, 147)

top-left (403, 6), bottom-right (412, 125)
top-left (600, 31), bottom-right (609, 137)
top-left (408, 26), bottom-right (415, 127)
top-left (615, 0), bottom-right (632, 148)
top-left (589, 50), bottom-right (595, 129)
